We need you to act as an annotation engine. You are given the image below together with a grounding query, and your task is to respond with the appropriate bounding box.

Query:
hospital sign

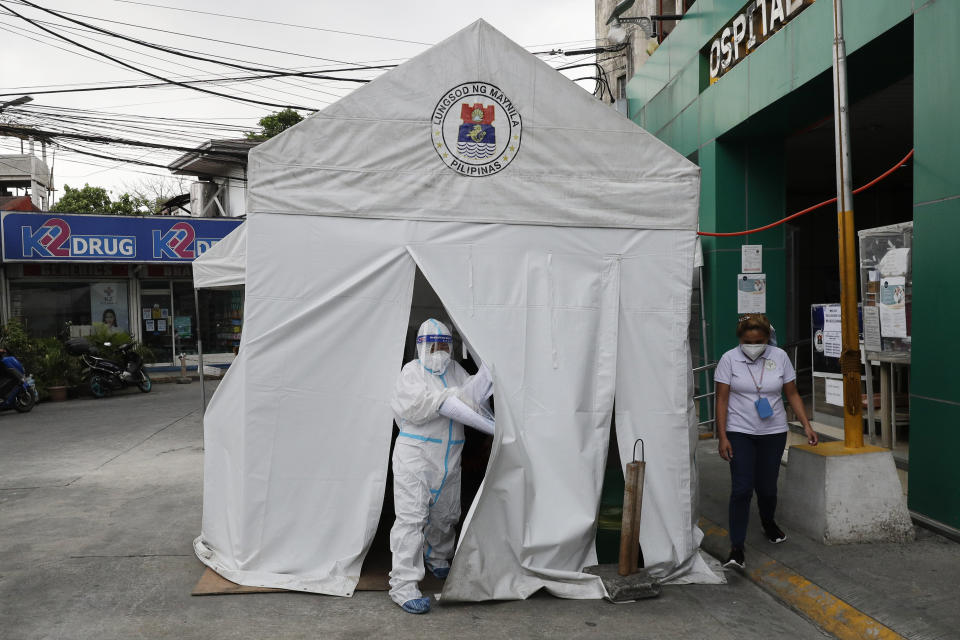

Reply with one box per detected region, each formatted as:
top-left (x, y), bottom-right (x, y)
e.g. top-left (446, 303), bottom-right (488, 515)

top-left (0, 211), bottom-right (242, 263)
top-left (704, 0), bottom-right (815, 83)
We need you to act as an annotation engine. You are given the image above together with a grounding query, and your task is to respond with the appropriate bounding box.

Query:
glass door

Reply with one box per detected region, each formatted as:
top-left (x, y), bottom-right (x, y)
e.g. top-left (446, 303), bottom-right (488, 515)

top-left (140, 287), bottom-right (173, 363)
top-left (172, 281), bottom-right (198, 355)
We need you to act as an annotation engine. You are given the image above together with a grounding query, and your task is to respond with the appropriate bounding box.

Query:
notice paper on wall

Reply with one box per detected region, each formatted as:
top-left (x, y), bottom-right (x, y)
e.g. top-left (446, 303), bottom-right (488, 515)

top-left (823, 304), bottom-right (842, 359)
top-left (879, 276), bottom-right (908, 338)
top-left (737, 273), bottom-right (766, 314)
top-left (863, 306), bottom-right (882, 352)
top-left (825, 378), bottom-right (844, 407)
top-left (741, 245), bottom-right (762, 273)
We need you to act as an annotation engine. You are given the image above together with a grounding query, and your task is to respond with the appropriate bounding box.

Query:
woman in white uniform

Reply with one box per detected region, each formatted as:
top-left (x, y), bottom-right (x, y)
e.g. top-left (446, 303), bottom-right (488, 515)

top-left (714, 314), bottom-right (818, 570)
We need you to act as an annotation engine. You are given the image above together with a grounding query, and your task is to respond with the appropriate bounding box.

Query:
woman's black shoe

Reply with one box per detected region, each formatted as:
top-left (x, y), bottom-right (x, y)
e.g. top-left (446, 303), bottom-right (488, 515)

top-left (762, 520), bottom-right (787, 543)
top-left (723, 547), bottom-right (745, 569)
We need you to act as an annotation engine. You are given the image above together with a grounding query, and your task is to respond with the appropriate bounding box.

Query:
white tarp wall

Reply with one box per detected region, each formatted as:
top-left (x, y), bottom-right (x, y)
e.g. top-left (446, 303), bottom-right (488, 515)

top-left (192, 222), bottom-right (246, 289)
top-left (194, 20), bottom-right (720, 600)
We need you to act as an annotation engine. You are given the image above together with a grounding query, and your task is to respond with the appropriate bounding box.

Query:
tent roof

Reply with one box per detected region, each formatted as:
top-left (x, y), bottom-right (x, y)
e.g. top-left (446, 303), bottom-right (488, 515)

top-left (247, 20), bottom-right (699, 231)
top-left (193, 222), bottom-right (245, 289)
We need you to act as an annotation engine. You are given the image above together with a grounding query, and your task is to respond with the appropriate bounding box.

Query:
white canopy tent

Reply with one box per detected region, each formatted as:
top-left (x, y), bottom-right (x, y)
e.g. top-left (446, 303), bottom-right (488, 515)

top-left (193, 222), bottom-right (246, 290)
top-left (194, 20), bottom-right (720, 601)
top-left (192, 222), bottom-right (246, 412)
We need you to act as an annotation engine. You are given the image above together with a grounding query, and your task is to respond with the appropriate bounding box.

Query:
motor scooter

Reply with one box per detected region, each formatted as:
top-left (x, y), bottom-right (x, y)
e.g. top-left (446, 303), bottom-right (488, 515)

top-left (65, 336), bottom-right (152, 398)
top-left (0, 339), bottom-right (38, 413)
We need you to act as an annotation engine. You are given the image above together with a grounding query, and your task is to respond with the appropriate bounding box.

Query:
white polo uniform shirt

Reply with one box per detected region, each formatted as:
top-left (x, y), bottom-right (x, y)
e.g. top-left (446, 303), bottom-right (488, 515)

top-left (714, 345), bottom-right (795, 436)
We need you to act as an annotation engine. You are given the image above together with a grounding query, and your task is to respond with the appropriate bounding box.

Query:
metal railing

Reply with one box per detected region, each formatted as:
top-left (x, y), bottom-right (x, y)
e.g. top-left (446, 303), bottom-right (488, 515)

top-left (693, 361), bottom-right (718, 436)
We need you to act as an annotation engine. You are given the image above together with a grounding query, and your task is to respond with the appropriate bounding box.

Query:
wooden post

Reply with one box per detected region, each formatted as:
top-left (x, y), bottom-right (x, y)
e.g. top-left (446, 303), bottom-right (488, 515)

top-left (618, 459), bottom-right (646, 576)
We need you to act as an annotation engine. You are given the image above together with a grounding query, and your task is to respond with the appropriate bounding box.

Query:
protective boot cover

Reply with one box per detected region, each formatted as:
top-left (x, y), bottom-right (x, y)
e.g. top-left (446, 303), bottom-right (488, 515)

top-left (194, 19), bottom-right (720, 600)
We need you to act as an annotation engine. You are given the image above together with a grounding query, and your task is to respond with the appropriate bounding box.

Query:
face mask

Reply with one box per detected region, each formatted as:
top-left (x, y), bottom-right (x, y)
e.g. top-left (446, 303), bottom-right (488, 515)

top-left (423, 350), bottom-right (451, 374)
top-left (741, 343), bottom-right (766, 361)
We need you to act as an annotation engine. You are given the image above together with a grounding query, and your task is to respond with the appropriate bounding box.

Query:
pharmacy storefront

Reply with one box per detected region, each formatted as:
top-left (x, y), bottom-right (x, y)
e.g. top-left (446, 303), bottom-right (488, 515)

top-left (0, 211), bottom-right (243, 363)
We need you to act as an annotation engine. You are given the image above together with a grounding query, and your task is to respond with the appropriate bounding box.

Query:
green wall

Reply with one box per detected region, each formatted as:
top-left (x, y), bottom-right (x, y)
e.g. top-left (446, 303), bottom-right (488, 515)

top-left (627, 0), bottom-right (960, 528)
top-left (628, 0), bottom-right (913, 358)
top-left (907, 0), bottom-right (960, 529)
top-left (699, 140), bottom-right (787, 356)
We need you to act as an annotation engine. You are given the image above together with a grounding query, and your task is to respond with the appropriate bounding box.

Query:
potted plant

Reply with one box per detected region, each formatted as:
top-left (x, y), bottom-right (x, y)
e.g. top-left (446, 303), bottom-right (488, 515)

top-left (36, 338), bottom-right (75, 402)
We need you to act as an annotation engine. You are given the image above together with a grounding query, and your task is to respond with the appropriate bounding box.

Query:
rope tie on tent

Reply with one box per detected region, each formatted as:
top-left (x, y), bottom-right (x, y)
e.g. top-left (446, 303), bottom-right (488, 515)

top-left (696, 149), bottom-right (914, 237)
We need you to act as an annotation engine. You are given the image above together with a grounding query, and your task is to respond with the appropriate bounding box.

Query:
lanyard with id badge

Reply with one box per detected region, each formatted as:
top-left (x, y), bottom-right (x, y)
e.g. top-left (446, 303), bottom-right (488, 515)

top-left (747, 359), bottom-right (774, 419)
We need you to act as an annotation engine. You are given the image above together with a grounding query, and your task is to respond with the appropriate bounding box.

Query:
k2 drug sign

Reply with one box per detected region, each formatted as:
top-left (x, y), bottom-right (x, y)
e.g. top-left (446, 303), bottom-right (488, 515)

top-left (1, 212), bottom-right (242, 263)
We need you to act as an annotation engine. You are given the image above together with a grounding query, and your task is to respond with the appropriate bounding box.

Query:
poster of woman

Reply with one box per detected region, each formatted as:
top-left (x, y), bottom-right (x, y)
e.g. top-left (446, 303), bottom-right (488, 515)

top-left (90, 283), bottom-right (129, 332)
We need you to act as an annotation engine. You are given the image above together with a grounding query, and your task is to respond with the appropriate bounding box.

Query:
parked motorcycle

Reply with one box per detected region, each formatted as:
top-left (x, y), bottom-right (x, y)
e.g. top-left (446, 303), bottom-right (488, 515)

top-left (65, 336), bottom-right (152, 398)
top-left (0, 339), bottom-right (38, 413)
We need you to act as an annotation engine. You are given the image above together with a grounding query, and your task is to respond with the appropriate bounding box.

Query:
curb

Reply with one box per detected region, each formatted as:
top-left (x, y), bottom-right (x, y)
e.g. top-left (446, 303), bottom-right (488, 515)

top-left (698, 516), bottom-right (906, 640)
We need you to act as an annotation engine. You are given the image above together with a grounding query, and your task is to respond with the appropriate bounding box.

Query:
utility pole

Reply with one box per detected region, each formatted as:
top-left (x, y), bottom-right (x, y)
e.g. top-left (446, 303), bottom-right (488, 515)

top-left (831, 0), bottom-right (863, 449)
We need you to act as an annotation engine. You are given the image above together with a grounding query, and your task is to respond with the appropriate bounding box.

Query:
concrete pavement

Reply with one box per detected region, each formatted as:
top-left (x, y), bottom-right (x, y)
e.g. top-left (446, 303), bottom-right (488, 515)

top-left (696, 438), bottom-right (960, 640)
top-left (3, 382), bottom-right (828, 639)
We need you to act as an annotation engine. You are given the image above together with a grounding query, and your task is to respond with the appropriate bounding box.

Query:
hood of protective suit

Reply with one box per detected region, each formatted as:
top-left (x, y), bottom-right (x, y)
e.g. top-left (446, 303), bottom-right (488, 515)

top-left (416, 319), bottom-right (453, 375)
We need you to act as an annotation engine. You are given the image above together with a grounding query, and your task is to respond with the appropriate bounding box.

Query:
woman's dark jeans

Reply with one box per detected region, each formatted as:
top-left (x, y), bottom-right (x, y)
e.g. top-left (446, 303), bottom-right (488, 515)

top-left (727, 431), bottom-right (788, 548)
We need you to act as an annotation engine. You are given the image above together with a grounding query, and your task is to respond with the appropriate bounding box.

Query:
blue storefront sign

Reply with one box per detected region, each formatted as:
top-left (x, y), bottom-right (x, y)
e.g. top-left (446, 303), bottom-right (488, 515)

top-left (0, 212), bottom-right (242, 263)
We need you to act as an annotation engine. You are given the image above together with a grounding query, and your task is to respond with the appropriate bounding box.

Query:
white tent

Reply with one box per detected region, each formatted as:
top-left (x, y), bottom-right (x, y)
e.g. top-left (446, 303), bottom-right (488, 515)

top-left (193, 222), bottom-right (246, 290)
top-left (192, 223), bottom-right (246, 411)
top-left (194, 20), bottom-right (720, 601)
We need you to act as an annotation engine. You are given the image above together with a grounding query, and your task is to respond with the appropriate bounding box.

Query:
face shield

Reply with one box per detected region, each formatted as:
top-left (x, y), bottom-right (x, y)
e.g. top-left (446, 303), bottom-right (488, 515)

top-left (416, 319), bottom-right (453, 375)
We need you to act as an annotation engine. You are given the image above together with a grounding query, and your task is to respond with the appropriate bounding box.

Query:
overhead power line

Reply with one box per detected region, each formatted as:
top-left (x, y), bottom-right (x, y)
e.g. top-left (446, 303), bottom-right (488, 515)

top-left (10, 0), bottom-right (376, 83)
top-left (0, 14), bottom-right (333, 107)
top-left (0, 123), bottom-right (248, 158)
top-left (107, 0), bottom-right (434, 46)
top-left (0, 1), bottom-right (316, 110)
top-left (54, 141), bottom-right (247, 179)
top-left (104, 0), bottom-right (598, 53)
top-left (2, 0), bottom-right (367, 67)
top-left (0, 68), bottom-right (382, 99)
top-left (0, 6), bottom-right (382, 103)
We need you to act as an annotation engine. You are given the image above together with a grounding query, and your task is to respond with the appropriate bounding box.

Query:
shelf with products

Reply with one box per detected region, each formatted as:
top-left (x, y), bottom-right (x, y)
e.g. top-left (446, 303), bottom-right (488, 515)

top-left (210, 289), bottom-right (244, 353)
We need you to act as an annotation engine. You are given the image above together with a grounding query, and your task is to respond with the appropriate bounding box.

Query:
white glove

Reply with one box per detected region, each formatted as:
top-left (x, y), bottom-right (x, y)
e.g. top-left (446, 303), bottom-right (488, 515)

top-left (457, 362), bottom-right (493, 409)
top-left (439, 395), bottom-right (494, 436)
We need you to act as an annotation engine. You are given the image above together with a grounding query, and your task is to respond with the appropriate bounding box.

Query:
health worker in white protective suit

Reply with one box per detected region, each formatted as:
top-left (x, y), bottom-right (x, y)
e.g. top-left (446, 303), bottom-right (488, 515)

top-left (389, 319), bottom-right (494, 614)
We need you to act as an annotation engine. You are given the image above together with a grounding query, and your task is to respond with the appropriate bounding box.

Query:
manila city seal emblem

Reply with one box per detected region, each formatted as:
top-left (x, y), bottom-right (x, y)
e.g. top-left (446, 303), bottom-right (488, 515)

top-left (431, 81), bottom-right (522, 177)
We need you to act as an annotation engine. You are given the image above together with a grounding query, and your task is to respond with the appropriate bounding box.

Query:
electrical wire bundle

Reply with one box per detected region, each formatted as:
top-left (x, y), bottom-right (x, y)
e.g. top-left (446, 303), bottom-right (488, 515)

top-left (0, 0), bottom-right (604, 181)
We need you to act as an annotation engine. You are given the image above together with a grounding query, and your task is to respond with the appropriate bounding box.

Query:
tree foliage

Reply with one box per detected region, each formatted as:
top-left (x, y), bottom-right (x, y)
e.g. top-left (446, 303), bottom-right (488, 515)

top-left (122, 175), bottom-right (191, 215)
top-left (245, 108), bottom-right (303, 140)
top-left (50, 183), bottom-right (150, 215)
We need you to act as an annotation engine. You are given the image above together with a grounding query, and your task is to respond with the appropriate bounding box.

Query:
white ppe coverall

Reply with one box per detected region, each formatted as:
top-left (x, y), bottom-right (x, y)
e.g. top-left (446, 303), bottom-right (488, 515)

top-left (388, 319), bottom-right (479, 606)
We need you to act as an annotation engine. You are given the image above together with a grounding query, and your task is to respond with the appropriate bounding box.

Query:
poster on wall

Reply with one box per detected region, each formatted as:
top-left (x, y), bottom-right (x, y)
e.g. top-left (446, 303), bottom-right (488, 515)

top-left (174, 316), bottom-right (192, 339)
top-left (863, 306), bottom-right (882, 352)
top-left (90, 282), bottom-right (129, 332)
top-left (741, 245), bottom-right (762, 273)
top-left (822, 304), bottom-right (842, 359)
top-left (879, 276), bottom-right (907, 338)
top-left (736, 273), bottom-right (766, 314)
top-left (825, 378), bottom-right (844, 407)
